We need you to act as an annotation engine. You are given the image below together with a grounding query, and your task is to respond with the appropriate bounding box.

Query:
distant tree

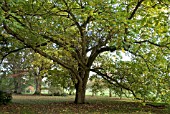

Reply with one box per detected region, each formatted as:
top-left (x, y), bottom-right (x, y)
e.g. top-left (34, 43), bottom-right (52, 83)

top-left (31, 53), bottom-right (53, 95)
top-left (0, 49), bottom-right (31, 94)
top-left (47, 66), bottom-right (74, 95)
top-left (89, 75), bottom-right (106, 96)
top-left (0, 71), bottom-right (13, 91)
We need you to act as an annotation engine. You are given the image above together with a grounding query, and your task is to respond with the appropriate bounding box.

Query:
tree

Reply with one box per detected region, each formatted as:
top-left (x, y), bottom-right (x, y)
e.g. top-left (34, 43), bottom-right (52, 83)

top-left (47, 66), bottom-right (73, 95)
top-left (31, 53), bottom-right (53, 95)
top-left (0, 71), bottom-right (14, 91)
top-left (1, 0), bottom-right (169, 103)
top-left (0, 49), bottom-right (31, 94)
top-left (89, 74), bottom-right (106, 96)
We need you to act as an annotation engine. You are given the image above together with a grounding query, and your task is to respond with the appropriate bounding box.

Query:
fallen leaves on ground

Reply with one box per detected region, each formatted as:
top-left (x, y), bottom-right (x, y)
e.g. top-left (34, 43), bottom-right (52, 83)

top-left (0, 95), bottom-right (169, 114)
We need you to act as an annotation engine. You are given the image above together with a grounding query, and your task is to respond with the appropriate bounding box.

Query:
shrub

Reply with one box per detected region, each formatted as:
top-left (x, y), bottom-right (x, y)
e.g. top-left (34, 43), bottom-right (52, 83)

top-left (0, 90), bottom-right (12, 105)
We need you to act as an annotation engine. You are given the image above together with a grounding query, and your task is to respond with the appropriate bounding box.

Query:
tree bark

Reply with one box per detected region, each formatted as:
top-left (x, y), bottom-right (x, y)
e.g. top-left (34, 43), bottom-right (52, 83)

top-left (109, 88), bottom-right (112, 97)
top-left (17, 78), bottom-right (22, 94)
top-left (34, 76), bottom-right (42, 95)
top-left (13, 77), bottom-right (22, 94)
top-left (74, 65), bottom-right (90, 104)
top-left (74, 81), bottom-right (86, 104)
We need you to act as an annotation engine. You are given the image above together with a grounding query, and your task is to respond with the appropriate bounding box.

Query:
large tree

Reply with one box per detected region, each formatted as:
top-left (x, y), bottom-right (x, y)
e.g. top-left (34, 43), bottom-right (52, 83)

top-left (0, 0), bottom-right (169, 103)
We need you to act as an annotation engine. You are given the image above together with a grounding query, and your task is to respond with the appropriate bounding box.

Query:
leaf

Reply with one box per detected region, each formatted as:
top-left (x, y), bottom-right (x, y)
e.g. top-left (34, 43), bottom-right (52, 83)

top-left (121, 48), bottom-right (125, 53)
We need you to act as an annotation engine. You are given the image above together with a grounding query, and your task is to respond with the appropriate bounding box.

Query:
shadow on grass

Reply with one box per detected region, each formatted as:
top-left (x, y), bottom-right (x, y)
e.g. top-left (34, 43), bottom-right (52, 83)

top-left (0, 95), bottom-right (169, 114)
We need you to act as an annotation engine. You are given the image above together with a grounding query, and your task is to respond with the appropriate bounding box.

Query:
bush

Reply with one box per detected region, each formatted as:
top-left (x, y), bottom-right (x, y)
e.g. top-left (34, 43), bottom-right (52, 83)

top-left (61, 93), bottom-right (67, 96)
top-left (51, 92), bottom-right (67, 96)
top-left (0, 90), bottom-right (12, 105)
top-left (53, 92), bottom-right (61, 96)
top-left (48, 86), bottom-right (64, 96)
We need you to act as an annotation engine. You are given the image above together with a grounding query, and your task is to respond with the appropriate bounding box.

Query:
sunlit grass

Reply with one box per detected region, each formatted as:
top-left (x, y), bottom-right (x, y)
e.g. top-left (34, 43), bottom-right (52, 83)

top-left (12, 95), bottom-right (75, 104)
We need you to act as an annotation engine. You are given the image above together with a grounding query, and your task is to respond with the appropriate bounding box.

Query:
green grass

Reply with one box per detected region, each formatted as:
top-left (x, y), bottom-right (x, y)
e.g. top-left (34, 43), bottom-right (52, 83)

top-left (0, 95), bottom-right (169, 114)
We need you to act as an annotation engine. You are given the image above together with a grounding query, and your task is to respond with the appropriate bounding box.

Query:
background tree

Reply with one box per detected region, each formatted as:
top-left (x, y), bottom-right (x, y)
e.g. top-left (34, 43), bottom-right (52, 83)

top-left (31, 53), bottom-right (53, 95)
top-left (89, 74), bottom-right (106, 96)
top-left (47, 66), bottom-right (74, 95)
top-left (0, 49), bottom-right (31, 94)
top-left (1, 0), bottom-right (169, 104)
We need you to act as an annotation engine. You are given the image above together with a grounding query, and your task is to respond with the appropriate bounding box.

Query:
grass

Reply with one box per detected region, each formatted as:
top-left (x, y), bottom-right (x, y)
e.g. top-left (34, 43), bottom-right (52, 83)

top-left (0, 95), bottom-right (169, 114)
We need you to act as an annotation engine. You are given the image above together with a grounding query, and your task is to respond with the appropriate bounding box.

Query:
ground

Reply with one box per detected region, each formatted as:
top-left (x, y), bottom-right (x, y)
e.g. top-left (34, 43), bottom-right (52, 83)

top-left (0, 95), bottom-right (169, 114)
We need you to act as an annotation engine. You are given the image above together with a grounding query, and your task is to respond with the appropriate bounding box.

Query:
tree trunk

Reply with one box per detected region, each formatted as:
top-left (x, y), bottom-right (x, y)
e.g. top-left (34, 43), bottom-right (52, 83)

top-left (74, 67), bottom-right (89, 104)
top-left (17, 78), bottom-right (22, 94)
top-left (34, 76), bottom-right (42, 95)
top-left (14, 77), bottom-right (22, 94)
top-left (74, 81), bottom-right (86, 104)
top-left (13, 78), bottom-right (17, 94)
top-left (109, 88), bottom-right (112, 97)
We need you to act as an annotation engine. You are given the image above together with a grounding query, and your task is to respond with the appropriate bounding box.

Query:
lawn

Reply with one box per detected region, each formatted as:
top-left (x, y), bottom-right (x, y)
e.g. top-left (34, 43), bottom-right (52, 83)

top-left (0, 95), bottom-right (169, 114)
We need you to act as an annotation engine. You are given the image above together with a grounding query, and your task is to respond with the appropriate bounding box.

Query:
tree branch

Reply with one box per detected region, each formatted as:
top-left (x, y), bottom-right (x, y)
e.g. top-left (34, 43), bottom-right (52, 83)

top-left (128, 0), bottom-right (145, 20)
top-left (90, 68), bottom-right (139, 99)
top-left (41, 34), bottom-right (63, 46)
top-left (98, 46), bottom-right (117, 53)
top-left (128, 50), bottom-right (151, 71)
top-left (134, 40), bottom-right (170, 50)
top-left (3, 22), bottom-right (78, 78)
top-left (87, 46), bottom-right (117, 67)
top-left (0, 47), bottom-right (26, 64)
top-left (82, 15), bottom-right (93, 28)
top-left (124, 0), bottom-right (145, 46)
top-left (0, 41), bottom-right (49, 64)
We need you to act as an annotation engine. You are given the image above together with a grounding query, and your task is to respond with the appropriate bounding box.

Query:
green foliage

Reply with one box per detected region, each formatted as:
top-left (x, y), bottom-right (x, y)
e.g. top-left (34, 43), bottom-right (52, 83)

top-left (47, 66), bottom-right (74, 95)
top-left (0, 49), bottom-right (34, 94)
top-left (89, 75), bottom-right (106, 96)
top-left (94, 52), bottom-right (170, 102)
top-left (0, 90), bottom-right (12, 105)
top-left (0, 0), bottom-right (170, 103)
top-left (0, 73), bottom-right (14, 90)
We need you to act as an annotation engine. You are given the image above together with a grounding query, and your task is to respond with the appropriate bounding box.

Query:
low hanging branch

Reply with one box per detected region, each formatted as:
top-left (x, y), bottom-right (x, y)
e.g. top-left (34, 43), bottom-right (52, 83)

top-left (3, 22), bottom-right (79, 80)
top-left (0, 47), bottom-right (26, 64)
top-left (0, 42), bottom-right (49, 64)
top-left (8, 70), bottom-right (29, 78)
top-left (90, 68), bottom-right (141, 100)
top-left (9, 72), bottom-right (27, 78)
